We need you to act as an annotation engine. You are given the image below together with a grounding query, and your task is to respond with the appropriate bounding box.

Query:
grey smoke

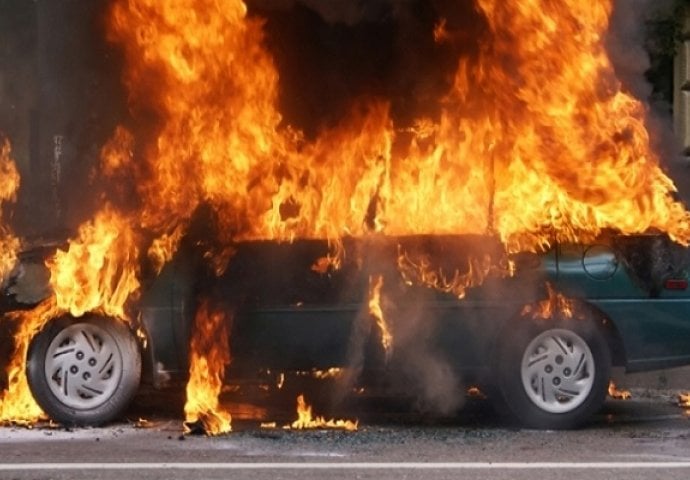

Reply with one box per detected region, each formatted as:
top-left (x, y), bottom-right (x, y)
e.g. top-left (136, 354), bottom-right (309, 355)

top-left (607, 0), bottom-right (690, 202)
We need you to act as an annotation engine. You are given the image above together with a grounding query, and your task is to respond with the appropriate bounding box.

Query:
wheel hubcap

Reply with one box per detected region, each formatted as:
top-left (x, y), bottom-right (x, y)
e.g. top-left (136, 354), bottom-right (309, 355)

top-left (44, 323), bottom-right (122, 410)
top-left (520, 328), bottom-right (595, 414)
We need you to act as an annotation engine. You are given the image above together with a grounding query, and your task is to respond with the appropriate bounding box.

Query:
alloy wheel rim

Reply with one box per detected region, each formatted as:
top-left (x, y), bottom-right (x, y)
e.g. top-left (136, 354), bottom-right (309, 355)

top-left (520, 328), bottom-right (595, 414)
top-left (44, 323), bottom-right (122, 410)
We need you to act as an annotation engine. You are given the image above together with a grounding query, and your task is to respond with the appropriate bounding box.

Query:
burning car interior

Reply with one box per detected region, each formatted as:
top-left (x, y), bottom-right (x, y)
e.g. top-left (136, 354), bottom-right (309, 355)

top-left (1, 0), bottom-right (690, 434)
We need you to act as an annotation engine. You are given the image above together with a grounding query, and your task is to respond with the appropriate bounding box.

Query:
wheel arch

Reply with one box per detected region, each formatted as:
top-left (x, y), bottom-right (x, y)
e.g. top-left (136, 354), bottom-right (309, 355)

top-left (487, 298), bottom-right (626, 368)
top-left (575, 301), bottom-right (627, 368)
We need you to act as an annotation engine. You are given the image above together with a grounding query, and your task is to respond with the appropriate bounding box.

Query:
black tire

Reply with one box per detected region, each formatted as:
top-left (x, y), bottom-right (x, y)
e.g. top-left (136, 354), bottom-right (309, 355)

top-left (494, 317), bottom-right (611, 429)
top-left (26, 315), bottom-right (142, 426)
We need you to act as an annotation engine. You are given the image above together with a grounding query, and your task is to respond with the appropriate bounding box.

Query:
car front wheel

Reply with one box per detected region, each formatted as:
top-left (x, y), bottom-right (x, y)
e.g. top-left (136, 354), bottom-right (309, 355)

top-left (26, 315), bottom-right (141, 426)
top-left (495, 318), bottom-right (611, 429)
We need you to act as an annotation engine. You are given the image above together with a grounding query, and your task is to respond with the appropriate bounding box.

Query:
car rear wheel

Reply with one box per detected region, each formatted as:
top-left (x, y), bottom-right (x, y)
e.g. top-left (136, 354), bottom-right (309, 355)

top-left (495, 318), bottom-right (610, 429)
top-left (26, 315), bottom-right (141, 426)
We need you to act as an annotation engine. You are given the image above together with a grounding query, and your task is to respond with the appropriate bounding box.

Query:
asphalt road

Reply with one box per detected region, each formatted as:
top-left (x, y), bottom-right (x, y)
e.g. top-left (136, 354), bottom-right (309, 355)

top-left (0, 390), bottom-right (689, 480)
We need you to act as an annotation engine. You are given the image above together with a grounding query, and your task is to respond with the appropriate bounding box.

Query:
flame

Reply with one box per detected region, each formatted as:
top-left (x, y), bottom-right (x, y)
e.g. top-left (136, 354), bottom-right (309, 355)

top-left (289, 394), bottom-right (357, 431)
top-left (679, 392), bottom-right (690, 408)
top-left (49, 206), bottom-right (141, 320)
top-left (433, 19), bottom-right (450, 44)
top-left (294, 368), bottom-right (345, 379)
top-left (467, 386), bottom-right (487, 399)
top-left (3, 0), bottom-right (682, 428)
top-left (183, 300), bottom-right (232, 435)
top-left (522, 283), bottom-right (575, 320)
top-left (0, 138), bottom-right (20, 285)
top-left (397, 248), bottom-right (502, 299)
top-left (0, 301), bottom-right (60, 425)
top-left (1, 203), bottom-right (141, 425)
top-left (607, 381), bottom-right (631, 400)
top-left (311, 241), bottom-right (345, 274)
top-left (311, 368), bottom-right (344, 380)
top-left (368, 275), bottom-right (392, 359)
top-left (104, 0), bottom-right (690, 258)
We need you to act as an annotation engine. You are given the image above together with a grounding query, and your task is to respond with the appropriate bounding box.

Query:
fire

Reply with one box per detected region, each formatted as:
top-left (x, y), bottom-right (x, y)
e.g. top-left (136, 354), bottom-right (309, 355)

top-left (105, 0), bottom-right (690, 257)
top-left (183, 300), bottom-right (232, 435)
top-left (433, 19), bottom-right (450, 44)
top-left (310, 368), bottom-right (344, 380)
top-left (2, 0), bottom-right (687, 428)
top-left (293, 368), bottom-right (345, 380)
top-left (0, 138), bottom-right (20, 285)
top-left (608, 381), bottom-right (632, 400)
top-left (0, 301), bottom-right (58, 425)
top-left (289, 394), bottom-right (357, 431)
top-left (522, 283), bottom-right (575, 320)
top-left (368, 275), bottom-right (392, 360)
top-left (468, 0), bottom-right (690, 252)
top-left (679, 392), bottom-right (690, 408)
top-left (467, 386), bottom-right (487, 399)
top-left (48, 206), bottom-right (140, 320)
top-left (0, 204), bottom-right (142, 425)
top-left (397, 248), bottom-right (501, 299)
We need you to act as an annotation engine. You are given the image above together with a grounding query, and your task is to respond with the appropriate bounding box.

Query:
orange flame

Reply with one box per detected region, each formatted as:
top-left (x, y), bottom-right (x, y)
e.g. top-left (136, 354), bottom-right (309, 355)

top-left (290, 394), bottom-right (357, 431)
top-left (678, 392), bottom-right (690, 408)
top-left (310, 368), bottom-right (344, 380)
top-left (1, 204), bottom-right (141, 424)
top-left (397, 248), bottom-right (500, 299)
top-left (522, 283), bottom-right (575, 320)
top-left (104, 0), bottom-right (690, 257)
top-left (0, 138), bottom-right (20, 285)
top-left (48, 206), bottom-right (140, 320)
top-left (368, 275), bottom-right (392, 360)
top-left (0, 301), bottom-right (60, 425)
top-left (183, 300), bottom-right (232, 435)
top-left (433, 18), bottom-right (450, 44)
top-left (467, 386), bottom-right (487, 399)
top-left (5, 0), bottom-right (681, 428)
top-left (608, 381), bottom-right (631, 400)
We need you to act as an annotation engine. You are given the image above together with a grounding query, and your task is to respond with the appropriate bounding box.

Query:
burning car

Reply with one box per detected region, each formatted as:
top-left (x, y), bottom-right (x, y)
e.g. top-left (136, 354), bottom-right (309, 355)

top-left (3, 0), bottom-right (690, 435)
top-left (8, 233), bottom-right (690, 430)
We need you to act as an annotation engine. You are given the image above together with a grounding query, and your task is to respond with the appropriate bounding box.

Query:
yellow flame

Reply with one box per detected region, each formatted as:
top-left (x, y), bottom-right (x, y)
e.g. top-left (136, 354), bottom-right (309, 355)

top-left (0, 138), bottom-right (20, 285)
top-left (368, 275), bottom-right (392, 359)
top-left (290, 394), bottom-right (357, 431)
top-left (0, 300), bottom-right (59, 425)
top-left (49, 206), bottom-right (140, 320)
top-left (183, 300), bottom-right (232, 435)
top-left (0, 198), bottom-right (145, 424)
top-left (607, 381), bottom-right (631, 400)
top-left (522, 283), bottom-right (575, 320)
top-left (397, 248), bottom-right (500, 298)
top-left (104, 0), bottom-right (690, 257)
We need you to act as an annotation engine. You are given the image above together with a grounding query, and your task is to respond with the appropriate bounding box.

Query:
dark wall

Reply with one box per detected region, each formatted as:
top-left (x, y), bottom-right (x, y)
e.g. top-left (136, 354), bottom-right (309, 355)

top-left (31, 0), bottom-right (126, 239)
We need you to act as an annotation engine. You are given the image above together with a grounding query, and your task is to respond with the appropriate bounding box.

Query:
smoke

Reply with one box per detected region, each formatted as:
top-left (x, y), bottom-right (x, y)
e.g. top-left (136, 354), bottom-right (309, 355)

top-left (337, 281), bottom-right (465, 416)
top-left (606, 0), bottom-right (690, 202)
top-left (385, 295), bottom-right (466, 416)
top-left (607, 0), bottom-right (661, 99)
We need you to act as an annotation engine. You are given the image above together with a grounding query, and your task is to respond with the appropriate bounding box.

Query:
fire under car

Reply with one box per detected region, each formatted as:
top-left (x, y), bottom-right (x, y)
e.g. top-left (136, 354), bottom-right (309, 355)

top-left (4, 233), bottom-right (690, 430)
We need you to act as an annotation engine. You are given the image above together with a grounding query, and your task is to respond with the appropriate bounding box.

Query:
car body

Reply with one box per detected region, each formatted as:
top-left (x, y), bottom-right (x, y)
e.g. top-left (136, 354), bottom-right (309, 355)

top-left (140, 235), bottom-right (690, 380)
top-left (6, 234), bottom-right (690, 428)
